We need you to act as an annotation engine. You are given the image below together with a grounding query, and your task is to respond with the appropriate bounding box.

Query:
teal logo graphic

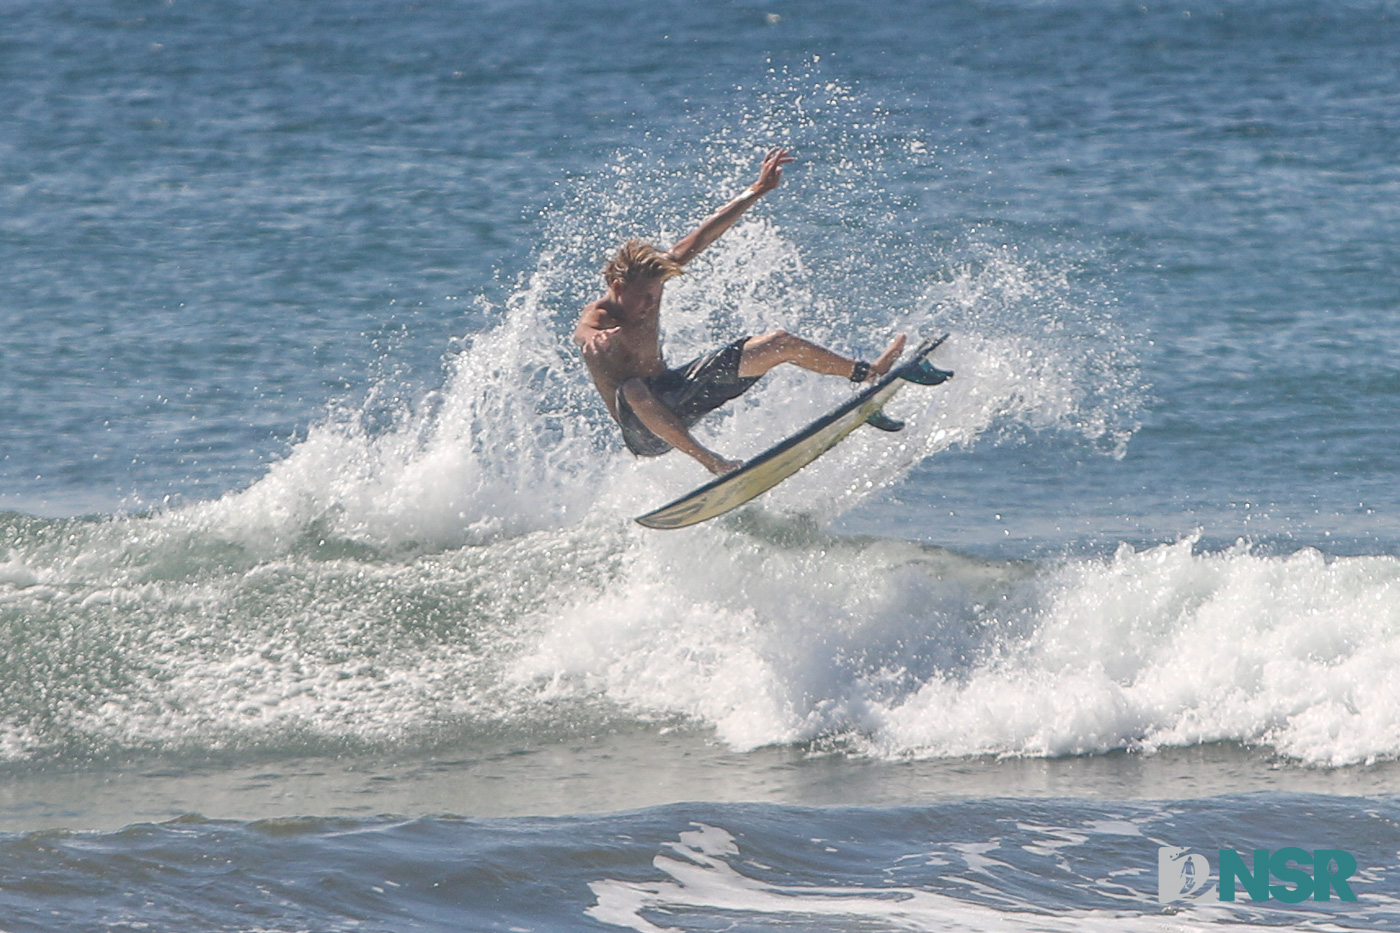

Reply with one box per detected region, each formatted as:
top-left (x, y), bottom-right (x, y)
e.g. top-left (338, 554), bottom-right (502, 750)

top-left (1157, 847), bottom-right (1358, 904)
top-left (1158, 847), bottom-right (1212, 902)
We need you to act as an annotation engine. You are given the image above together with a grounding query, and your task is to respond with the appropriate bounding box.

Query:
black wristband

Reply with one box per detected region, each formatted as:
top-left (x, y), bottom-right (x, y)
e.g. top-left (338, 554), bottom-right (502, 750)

top-left (850, 361), bottom-right (871, 383)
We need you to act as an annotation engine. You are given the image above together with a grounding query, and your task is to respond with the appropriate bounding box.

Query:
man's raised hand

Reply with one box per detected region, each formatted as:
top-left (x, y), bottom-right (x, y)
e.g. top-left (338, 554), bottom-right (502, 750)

top-left (752, 146), bottom-right (795, 195)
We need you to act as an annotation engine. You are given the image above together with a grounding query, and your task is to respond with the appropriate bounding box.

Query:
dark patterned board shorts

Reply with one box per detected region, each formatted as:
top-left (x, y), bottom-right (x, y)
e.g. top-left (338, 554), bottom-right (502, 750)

top-left (615, 337), bottom-right (761, 457)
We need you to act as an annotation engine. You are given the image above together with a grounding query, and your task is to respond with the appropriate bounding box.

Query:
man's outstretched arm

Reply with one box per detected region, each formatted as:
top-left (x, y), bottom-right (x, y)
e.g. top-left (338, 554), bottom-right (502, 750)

top-left (666, 147), bottom-right (795, 267)
top-left (621, 379), bottom-right (742, 476)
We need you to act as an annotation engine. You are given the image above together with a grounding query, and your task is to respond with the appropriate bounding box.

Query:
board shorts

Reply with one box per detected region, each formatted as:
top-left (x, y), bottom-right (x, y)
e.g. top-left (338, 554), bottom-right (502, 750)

top-left (615, 337), bottom-right (761, 457)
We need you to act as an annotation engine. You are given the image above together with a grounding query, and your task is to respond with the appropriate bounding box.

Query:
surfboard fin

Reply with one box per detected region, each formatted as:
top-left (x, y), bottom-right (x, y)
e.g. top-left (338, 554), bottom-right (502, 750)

top-left (898, 360), bottom-right (954, 386)
top-left (864, 411), bottom-right (905, 432)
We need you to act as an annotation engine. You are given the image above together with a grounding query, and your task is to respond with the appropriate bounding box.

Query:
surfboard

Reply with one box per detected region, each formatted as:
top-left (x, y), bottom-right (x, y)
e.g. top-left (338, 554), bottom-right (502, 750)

top-left (635, 334), bottom-right (953, 530)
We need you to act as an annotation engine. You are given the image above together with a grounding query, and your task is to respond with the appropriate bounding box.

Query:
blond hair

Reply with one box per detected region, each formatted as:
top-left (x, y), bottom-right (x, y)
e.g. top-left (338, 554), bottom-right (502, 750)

top-left (604, 239), bottom-right (684, 287)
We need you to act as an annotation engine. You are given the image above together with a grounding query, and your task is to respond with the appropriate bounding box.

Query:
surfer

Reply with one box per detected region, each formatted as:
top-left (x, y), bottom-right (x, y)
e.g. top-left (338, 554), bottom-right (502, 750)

top-left (573, 146), bottom-right (906, 475)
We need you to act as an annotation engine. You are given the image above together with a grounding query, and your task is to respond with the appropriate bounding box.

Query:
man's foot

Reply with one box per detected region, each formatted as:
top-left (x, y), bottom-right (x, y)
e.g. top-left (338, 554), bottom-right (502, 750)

top-left (694, 449), bottom-right (743, 476)
top-left (859, 333), bottom-right (907, 382)
top-left (708, 457), bottom-right (744, 476)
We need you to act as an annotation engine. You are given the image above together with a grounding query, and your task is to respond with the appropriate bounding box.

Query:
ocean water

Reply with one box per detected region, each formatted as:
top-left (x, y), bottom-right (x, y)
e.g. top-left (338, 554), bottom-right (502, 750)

top-left (3, 0), bottom-right (1400, 929)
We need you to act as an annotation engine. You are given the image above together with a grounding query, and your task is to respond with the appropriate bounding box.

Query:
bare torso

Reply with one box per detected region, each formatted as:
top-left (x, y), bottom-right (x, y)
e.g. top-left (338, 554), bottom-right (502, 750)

top-left (573, 281), bottom-right (668, 421)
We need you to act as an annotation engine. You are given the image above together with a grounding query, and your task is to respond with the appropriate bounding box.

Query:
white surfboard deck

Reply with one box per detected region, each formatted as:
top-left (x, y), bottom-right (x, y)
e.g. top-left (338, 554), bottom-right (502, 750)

top-left (635, 334), bottom-right (950, 530)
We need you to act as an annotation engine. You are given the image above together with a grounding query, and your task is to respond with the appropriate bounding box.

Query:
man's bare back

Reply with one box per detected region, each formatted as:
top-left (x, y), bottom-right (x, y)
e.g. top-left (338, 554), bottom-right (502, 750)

top-left (574, 148), bottom-right (905, 476)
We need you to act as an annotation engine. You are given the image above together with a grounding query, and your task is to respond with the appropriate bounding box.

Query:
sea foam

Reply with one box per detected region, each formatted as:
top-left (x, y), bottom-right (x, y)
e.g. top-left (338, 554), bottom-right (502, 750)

top-left (516, 532), bottom-right (1400, 767)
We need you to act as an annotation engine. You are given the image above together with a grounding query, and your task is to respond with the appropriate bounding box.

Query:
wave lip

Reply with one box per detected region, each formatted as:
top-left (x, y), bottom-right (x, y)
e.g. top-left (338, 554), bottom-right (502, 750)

top-left (517, 531), bottom-right (1400, 768)
top-left (863, 536), bottom-right (1400, 766)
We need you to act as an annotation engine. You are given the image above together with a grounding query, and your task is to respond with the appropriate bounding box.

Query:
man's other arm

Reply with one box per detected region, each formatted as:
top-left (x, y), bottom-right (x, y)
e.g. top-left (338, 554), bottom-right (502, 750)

top-left (574, 306), bottom-right (624, 420)
top-left (666, 147), bottom-right (794, 266)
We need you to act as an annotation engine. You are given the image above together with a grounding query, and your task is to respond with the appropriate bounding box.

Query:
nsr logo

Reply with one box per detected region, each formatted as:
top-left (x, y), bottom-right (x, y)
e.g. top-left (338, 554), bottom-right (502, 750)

top-left (1158, 847), bottom-right (1358, 904)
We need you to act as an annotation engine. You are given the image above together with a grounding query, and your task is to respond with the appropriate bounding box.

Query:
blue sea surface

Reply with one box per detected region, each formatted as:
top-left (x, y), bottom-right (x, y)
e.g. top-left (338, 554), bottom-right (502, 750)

top-left (2, 1), bottom-right (1399, 930)
top-left (4, 797), bottom-right (1399, 932)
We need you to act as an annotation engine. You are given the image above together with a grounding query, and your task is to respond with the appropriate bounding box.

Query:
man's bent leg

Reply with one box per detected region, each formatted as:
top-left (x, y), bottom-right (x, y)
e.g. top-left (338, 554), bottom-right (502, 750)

top-left (737, 330), bottom-right (905, 382)
top-left (620, 379), bottom-right (742, 475)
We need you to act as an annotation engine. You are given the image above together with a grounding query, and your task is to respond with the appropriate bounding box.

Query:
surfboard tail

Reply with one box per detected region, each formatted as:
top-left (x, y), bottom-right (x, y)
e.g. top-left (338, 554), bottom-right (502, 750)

top-left (899, 360), bottom-right (953, 386)
top-left (895, 332), bottom-right (953, 385)
top-left (864, 411), bottom-right (905, 432)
